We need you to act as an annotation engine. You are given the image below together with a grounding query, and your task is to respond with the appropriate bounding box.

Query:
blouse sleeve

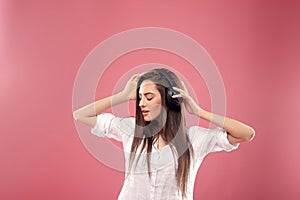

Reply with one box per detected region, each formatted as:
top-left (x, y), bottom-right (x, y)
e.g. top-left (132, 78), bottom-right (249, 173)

top-left (187, 126), bottom-right (239, 159)
top-left (91, 113), bottom-right (135, 142)
top-left (212, 127), bottom-right (239, 152)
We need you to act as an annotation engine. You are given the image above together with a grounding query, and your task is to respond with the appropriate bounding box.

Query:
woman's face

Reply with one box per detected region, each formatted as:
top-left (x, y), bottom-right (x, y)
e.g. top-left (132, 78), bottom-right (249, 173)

top-left (138, 80), bottom-right (163, 122)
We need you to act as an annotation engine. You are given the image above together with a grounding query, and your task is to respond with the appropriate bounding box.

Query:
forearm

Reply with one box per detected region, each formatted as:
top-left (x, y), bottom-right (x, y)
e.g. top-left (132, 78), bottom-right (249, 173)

top-left (197, 108), bottom-right (255, 141)
top-left (73, 92), bottom-right (129, 120)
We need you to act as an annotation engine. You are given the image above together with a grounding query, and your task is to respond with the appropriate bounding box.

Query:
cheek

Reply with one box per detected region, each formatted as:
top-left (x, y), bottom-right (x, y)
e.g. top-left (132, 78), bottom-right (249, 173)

top-left (150, 104), bottom-right (166, 116)
top-left (149, 99), bottom-right (162, 110)
top-left (151, 104), bottom-right (161, 112)
top-left (149, 104), bottom-right (167, 123)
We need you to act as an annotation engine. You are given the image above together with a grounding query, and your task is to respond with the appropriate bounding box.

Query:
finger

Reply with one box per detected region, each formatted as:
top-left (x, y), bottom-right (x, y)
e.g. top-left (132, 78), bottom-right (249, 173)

top-left (171, 94), bottom-right (182, 98)
top-left (172, 87), bottom-right (184, 93)
top-left (131, 74), bottom-right (139, 80)
top-left (172, 92), bottom-right (188, 98)
top-left (181, 81), bottom-right (188, 92)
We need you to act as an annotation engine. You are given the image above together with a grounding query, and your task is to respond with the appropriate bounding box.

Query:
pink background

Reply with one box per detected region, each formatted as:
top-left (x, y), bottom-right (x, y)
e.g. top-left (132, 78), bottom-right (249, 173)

top-left (1, 0), bottom-right (300, 199)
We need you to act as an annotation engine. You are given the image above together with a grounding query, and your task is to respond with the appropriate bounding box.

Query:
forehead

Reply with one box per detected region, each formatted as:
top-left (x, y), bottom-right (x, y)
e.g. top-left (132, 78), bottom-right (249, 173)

top-left (139, 80), bottom-right (158, 93)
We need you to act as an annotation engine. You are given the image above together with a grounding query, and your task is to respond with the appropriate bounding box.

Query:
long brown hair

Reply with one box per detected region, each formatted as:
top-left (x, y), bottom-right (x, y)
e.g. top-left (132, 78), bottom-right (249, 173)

top-left (127, 68), bottom-right (194, 198)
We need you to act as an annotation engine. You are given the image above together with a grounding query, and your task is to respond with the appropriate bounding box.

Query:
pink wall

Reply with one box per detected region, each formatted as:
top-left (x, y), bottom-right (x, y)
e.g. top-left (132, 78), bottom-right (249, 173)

top-left (1, 0), bottom-right (300, 199)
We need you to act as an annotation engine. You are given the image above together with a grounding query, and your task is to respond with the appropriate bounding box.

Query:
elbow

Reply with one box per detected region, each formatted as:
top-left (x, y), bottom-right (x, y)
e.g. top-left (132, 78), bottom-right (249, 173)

top-left (245, 127), bottom-right (255, 142)
top-left (73, 111), bottom-right (80, 121)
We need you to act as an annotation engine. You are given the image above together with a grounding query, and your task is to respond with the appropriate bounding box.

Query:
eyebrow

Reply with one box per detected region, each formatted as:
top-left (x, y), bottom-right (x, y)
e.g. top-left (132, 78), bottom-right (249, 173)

top-left (138, 92), bottom-right (155, 96)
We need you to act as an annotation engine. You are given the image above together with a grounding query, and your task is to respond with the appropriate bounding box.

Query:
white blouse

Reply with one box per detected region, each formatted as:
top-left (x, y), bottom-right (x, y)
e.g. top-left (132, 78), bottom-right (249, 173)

top-left (91, 113), bottom-right (239, 200)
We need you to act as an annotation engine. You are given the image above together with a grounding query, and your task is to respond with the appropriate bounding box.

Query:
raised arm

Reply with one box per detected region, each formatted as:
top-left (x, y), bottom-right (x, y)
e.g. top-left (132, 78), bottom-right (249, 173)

top-left (72, 74), bottom-right (139, 128)
top-left (196, 109), bottom-right (255, 145)
top-left (172, 81), bottom-right (255, 146)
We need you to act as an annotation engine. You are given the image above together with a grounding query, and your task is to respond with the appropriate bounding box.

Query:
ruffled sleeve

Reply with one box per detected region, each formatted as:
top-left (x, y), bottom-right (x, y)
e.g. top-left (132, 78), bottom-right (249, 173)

top-left (91, 113), bottom-right (135, 142)
top-left (212, 127), bottom-right (239, 152)
top-left (187, 126), bottom-right (239, 160)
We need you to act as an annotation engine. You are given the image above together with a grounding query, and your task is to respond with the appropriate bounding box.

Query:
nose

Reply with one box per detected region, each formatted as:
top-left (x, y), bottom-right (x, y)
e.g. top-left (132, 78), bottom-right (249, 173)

top-left (139, 97), bottom-right (146, 107)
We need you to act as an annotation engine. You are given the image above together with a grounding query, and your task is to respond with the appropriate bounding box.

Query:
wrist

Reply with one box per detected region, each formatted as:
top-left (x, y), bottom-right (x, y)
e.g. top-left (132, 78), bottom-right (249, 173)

top-left (112, 92), bottom-right (130, 105)
top-left (119, 91), bottom-right (131, 102)
top-left (197, 108), bottom-right (207, 118)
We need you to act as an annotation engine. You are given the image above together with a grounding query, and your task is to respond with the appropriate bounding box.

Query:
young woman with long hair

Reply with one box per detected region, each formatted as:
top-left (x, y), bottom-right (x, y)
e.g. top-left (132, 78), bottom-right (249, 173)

top-left (73, 68), bottom-right (255, 200)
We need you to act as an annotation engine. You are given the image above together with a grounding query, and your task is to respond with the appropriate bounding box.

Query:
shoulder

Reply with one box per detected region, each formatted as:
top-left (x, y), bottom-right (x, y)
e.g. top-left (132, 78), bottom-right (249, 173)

top-left (187, 126), bottom-right (226, 135)
top-left (186, 126), bottom-right (227, 146)
top-left (187, 126), bottom-right (212, 138)
top-left (117, 115), bottom-right (136, 131)
top-left (94, 113), bottom-right (135, 134)
top-left (91, 113), bottom-right (136, 142)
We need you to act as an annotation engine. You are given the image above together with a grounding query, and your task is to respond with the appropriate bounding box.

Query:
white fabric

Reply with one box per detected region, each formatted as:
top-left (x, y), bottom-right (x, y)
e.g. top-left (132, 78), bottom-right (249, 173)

top-left (91, 113), bottom-right (239, 200)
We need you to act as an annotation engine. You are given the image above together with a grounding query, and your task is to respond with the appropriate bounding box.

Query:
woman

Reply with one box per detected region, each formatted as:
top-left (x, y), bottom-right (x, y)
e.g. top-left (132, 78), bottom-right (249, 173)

top-left (73, 68), bottom-right (255, 200)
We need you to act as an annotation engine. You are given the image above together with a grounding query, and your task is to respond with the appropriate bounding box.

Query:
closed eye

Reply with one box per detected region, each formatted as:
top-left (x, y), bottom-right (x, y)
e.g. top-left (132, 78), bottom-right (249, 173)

top-left (138, 92), bottom-right (155, 100)
top-left (138, 96), bottom-right (153, 101)
top-left (146, 94), bottom-right (154, 100)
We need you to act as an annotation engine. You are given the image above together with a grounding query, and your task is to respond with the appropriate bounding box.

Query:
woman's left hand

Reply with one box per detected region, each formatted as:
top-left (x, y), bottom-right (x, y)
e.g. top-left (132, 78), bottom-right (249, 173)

top-left (172, 81), bottom-right (202, 116)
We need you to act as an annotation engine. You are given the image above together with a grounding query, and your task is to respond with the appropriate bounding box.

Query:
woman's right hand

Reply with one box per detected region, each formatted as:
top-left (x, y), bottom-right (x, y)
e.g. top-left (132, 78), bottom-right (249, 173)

top-left (121, 73), bottom-right (140, 100)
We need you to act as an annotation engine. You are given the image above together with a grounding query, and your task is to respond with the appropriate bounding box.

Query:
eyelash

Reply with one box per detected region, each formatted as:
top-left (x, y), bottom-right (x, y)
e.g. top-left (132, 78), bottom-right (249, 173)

top-left (138, 96), bottom-right (153, 101)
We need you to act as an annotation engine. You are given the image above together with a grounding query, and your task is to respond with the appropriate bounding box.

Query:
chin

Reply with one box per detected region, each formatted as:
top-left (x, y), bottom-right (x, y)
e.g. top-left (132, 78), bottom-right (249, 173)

top-left (143, 117), bottom-right (151, 122)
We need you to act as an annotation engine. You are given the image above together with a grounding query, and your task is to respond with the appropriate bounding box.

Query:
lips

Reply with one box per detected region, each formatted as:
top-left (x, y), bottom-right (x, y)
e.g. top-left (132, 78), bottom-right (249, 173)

top-left (141, 110), bottom-right (150, 115)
